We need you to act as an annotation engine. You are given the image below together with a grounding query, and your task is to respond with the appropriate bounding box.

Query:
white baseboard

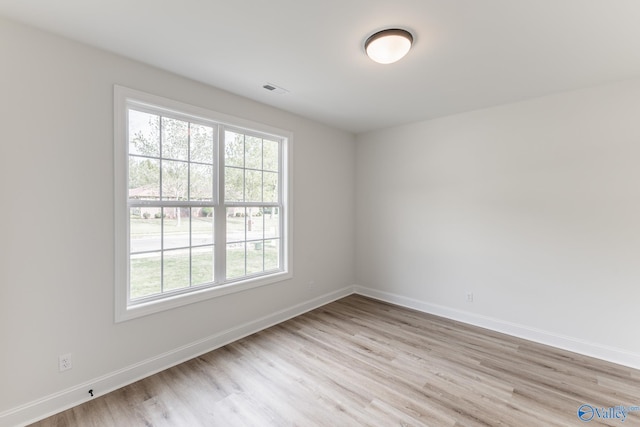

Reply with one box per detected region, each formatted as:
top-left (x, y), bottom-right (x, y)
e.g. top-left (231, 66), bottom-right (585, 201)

top-left (353, 285), bottom-right (640, 371)
top-left (0, 286), bottom-right (355, 427)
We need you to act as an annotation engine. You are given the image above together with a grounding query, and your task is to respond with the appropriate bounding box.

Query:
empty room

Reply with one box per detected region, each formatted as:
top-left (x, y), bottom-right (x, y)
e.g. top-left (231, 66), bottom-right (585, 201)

top-left (1, 1), bottom-right (640, 426)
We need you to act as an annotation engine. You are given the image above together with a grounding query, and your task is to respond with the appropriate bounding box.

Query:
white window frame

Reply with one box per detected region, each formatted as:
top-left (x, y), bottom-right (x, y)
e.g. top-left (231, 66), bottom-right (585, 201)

top-left (114, 86), bottom-right (292, 322)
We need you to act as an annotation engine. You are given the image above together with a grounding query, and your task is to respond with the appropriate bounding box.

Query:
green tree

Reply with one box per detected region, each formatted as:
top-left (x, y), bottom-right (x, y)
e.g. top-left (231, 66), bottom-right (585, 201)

top-left (129, 110), bottom-right (214, 226)
top-left (223, 131), bottom-right (279, 203)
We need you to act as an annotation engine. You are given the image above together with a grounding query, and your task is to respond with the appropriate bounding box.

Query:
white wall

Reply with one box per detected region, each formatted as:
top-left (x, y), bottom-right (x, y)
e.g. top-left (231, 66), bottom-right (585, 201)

top-left (356, 77), bottom-right (640, 368)
top-left (0, 17), bottom-right (356, 424)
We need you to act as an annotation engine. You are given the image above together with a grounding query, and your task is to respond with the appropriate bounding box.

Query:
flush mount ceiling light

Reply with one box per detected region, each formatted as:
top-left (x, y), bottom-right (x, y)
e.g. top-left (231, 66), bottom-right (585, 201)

top-left (365, 28), bottom-right (414, 64)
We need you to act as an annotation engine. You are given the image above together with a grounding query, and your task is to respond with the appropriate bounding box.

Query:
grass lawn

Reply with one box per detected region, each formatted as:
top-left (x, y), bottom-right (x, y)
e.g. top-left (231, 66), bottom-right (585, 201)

top-left (130, 239), bottom-right (279, 300)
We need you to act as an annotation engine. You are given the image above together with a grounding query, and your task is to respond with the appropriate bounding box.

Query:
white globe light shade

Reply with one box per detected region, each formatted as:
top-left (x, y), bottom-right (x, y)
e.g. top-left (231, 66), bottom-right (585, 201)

top-left (365, 29), bottom-right (413, 64)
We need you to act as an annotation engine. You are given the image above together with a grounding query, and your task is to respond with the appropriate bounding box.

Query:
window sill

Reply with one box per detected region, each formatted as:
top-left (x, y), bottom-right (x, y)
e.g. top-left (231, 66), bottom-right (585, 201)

top-left (115, 271), bottom-right (292, 323)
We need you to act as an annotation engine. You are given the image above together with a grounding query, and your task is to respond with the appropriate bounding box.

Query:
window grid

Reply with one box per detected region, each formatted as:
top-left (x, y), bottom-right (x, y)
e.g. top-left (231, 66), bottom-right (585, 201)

top-left (128, 108), bottom-right (218, 303)
top-left (222, 130), bottom-right (282, 282)
top-left (124, 102), bottom-right (285, 307)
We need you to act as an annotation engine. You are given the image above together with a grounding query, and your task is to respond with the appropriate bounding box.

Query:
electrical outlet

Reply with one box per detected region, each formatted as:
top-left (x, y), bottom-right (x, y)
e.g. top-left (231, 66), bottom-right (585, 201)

top-left (466, 292), bottom-right (474, 303)
top-left (59, 353), bottom-right (72, 372)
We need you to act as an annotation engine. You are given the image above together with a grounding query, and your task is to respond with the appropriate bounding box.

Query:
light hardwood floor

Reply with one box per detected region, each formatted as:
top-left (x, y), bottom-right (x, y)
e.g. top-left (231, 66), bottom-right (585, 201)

top-left (31, 295), bottom-right (640, 426)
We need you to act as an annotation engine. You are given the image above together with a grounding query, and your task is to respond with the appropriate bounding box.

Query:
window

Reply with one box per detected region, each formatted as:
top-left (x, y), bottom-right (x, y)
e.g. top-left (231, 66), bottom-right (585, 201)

top-left (115, 86), bottom-right (291, 321)
top-left (224, 130), bottom-right (282, 279)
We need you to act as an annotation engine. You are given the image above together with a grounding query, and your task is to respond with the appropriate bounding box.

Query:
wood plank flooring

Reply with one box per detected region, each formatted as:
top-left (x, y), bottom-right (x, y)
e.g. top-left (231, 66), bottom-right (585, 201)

top-left (31, 295), bottom-right (640, 426)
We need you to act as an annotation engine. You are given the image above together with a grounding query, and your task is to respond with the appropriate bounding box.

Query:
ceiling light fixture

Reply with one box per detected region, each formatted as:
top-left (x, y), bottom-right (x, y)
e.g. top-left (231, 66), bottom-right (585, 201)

top-left (365, 28), bottom-right (414, 64)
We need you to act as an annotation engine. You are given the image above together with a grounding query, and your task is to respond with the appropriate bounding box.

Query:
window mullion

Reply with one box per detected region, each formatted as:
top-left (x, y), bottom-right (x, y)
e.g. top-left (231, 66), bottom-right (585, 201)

top-left (188, 123), bottom-right (192, 288)
top-left (159, 117), bottom-right (165, 295)
top-left (214, 125), bottom-right (226, 283)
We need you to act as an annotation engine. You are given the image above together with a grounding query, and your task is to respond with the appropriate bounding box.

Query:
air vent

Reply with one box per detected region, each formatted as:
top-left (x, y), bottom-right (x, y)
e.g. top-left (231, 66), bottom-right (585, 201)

top-left (262, 83), bottom-right (288, 95)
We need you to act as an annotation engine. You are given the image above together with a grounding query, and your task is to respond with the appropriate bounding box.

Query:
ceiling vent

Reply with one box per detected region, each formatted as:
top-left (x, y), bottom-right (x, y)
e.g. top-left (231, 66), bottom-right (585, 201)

top-left (262, 83), bottom-right (289, 95)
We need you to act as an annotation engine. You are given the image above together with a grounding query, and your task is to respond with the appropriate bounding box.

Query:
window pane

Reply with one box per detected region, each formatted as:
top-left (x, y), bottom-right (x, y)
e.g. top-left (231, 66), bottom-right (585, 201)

top-left (264, 239), bottom-right (280, 271)
top-left (190, 163), bottom-right (213, 201)
top-left (192, 207), bottom-right (214, 246)
top-left (264, 208), bottom-right (280, 239)
top-left (192, 246), bottom-right (214, 286)
top-left (247, 242), bottom-right (264, 275)
top-left (122, 93), bottom-right (290, 318)
top-left (190, 124), bottom-right (214, 164)
top-left (129, 110), bottom-right (159, 157)
top-left (130, 252), bottom-right (162, 299)
top-left (129, 157), bottom-right (160, 200)
top-left (226, 242), bottom-right (246, 279)
top-left (225, 167), bottom-right (244, 202)
top-left (162, 160), bottom-right (188, 201)
top-left (162, 117), bottom-right (189, 161)
top-left (245, 136), bottom-right (262, 170)
top-left (225, 131), bottom-right (244, 167)
top-left (226, 208), bottom-right (245, 243)
top-left (245, 170), bottom-right (263, 202)
top-left (246, 209), bottom-right (264, 241)
top-left (263, 139), bottom-right (278, 171)
top-left (163, 249), bottom-right (190, 291)
top-left (163, 208), bottom-right (190, 249)
top-left (130, 208), bottom-right (161, 253)
top-left (263, 171), bottom-right (278, 203)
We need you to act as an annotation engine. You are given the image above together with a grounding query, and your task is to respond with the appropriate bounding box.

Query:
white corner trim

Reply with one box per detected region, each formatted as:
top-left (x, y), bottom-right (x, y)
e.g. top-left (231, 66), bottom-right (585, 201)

top-left (0, 286), bottom-right (356, 427)
top-left (353, 285), bottom-right (640, 371)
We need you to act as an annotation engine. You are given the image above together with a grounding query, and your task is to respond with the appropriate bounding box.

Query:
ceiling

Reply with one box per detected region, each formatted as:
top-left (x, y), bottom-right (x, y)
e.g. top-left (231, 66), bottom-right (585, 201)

top-left (2, 0), bottom-right (640, 134)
